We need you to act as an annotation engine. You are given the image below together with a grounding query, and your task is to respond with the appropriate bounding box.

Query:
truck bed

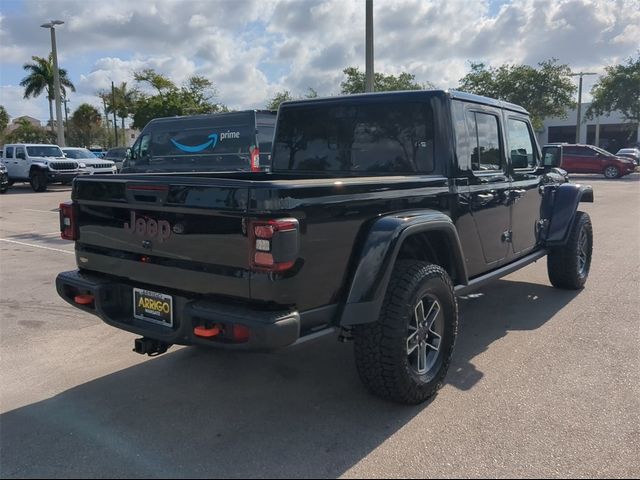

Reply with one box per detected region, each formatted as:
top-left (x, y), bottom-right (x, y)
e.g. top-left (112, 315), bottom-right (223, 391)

top-left (71, 172), bottom-right (452, 316)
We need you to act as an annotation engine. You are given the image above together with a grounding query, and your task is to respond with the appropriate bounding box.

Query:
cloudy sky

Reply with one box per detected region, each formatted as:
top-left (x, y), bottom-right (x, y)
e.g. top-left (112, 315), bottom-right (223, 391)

top-left (0, 0), bottom-right (638, 124)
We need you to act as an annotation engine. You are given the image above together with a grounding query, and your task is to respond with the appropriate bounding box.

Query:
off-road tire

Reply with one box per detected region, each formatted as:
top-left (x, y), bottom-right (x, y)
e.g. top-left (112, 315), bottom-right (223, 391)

top-left (352, 261), bottom-right (458, 405)
top-left (30, 171), bottom-right (47, 192)
top-left (547, 211), bottom-right (593, 289)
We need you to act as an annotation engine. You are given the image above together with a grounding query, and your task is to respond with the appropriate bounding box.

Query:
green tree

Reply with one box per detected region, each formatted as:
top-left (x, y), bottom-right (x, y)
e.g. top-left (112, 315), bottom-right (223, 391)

top-left (340, 67), bottom-right (431, 94)
top-left (69, 103), bottom-right (102, 147)
top-left (19, 54), bottom-right (75, 132)
top-left (458, 59), bottom-right (576, 131)
top-left (265, 88), bottom-right (320, 111)
top-left (266, 90), bottom-right (294, 110)
top-left (98, 82), bottom-right (138, 142)
top-left (130, 70), bottom-right (227, 129)
top-left (586, 55), bottom-right (640, 124)
top-left (4, 118), bottom-right (55, 143)
top-left (0, 105), bottom-right (9, 133)
top-left (133, 69), bottom-right (176, 95)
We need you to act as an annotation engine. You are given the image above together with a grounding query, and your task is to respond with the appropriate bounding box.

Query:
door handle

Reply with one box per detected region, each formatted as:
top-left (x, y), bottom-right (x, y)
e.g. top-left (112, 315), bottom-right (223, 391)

top-left (477, 193), bottom-right (495, 201)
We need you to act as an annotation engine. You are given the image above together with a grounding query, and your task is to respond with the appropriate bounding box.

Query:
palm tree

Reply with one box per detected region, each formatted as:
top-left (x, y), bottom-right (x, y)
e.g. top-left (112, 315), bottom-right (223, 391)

top-left (20, 54), bottom-right (75, 132)
top-left (98, 82), bottom-right (137, 146)
top-left (115, 82), bottom-right (137, 134)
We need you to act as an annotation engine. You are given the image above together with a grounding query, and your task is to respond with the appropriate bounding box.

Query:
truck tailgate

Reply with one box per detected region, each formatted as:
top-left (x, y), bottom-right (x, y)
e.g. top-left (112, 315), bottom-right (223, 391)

top-left (72, 176), bottom-right (250, 299)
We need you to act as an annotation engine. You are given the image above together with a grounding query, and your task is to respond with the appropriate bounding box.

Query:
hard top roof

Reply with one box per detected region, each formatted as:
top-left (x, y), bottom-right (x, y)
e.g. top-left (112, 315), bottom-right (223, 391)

top-left (147, 109), bottom-right (276, 125)
top-left (280, 89), bottom-right (529, 115)
top-left (5, 143), bottom-right (61, 147)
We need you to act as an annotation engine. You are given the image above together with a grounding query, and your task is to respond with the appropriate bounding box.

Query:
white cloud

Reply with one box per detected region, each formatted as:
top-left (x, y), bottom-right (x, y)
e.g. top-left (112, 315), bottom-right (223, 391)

top-left (0, 85), bottom-right (47, 122)
top-left (1, 0), bottom-right (638, 121)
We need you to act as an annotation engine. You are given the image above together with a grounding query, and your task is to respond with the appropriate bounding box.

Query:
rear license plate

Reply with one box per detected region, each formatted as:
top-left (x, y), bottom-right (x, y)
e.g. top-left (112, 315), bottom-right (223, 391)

top-left (133, 288), bottom-right (173, 327)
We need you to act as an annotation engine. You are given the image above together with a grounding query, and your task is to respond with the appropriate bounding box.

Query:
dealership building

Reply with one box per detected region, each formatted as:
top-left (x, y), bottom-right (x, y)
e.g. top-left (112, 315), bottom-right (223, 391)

top-left (537, 103), bottom-right (640, 153)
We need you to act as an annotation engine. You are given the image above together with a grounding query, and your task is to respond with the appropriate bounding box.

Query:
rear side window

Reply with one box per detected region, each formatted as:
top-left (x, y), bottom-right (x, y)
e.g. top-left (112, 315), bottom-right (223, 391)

top-left (506, 118), bottom-right (537, 169)
top-left (4, 146), bottom-right (14, 158)
top-left (564, 146), bottom-right (579, 155)
top-left (273, 101), bottom-right (435, 173)
top-left (257, 125), bottom-right (275, 153)
top-left (565, 146), bottom-right (594, 157)
top-left (151, 125), bottom-right (253, 159)
top-left (467, 112), bottom-right (502, 171)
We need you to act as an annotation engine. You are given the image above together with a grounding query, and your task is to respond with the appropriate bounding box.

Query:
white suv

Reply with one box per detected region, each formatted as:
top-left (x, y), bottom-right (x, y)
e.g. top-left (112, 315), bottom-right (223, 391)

top-left (62, 147), bottom-right (117, 175)
top-left (1, 143), bottom-right (85, 192)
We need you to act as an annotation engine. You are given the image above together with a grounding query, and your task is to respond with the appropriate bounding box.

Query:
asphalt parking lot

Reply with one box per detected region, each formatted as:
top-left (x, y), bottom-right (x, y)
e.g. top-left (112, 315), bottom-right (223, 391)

top-left (0, 175), bottom-right (638, 478)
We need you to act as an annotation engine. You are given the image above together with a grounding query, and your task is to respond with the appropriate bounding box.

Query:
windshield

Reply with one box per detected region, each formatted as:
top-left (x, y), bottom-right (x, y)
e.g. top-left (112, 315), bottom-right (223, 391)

top-left (592, 146), bottom-right (614, 157)
top-left (26, 146), bottom-right (63, 157)
top-left (63, 149), bottom-right (96, 159)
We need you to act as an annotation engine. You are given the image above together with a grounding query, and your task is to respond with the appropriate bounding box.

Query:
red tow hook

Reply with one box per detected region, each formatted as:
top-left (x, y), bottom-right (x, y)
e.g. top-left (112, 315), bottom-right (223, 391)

top-left (194, 325), bottom-right (222, 338)
top-left (74, 294), bottom-right (95, 306)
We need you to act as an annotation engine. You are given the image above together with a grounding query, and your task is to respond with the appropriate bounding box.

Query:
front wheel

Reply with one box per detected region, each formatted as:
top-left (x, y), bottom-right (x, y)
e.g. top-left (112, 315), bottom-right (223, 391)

top-left (30, 171), bottom-right (47, 192)
top-left (547, 211), bottom-right (593, 289)
top-left (352, 261), bottom-right (458, 405)
top-left (603, 165), bottom-right (620, 179)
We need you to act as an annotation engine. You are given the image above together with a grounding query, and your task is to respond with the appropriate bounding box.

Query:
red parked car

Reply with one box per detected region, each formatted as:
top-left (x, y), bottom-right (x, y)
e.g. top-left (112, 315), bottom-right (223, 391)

top-left (543, 143), bottom-right (636, 179)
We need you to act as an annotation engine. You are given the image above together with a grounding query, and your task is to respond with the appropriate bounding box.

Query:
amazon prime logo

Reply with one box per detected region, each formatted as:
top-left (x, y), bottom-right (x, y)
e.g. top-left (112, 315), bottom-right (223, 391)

top-left (170, 130), bottom-right (240, 153)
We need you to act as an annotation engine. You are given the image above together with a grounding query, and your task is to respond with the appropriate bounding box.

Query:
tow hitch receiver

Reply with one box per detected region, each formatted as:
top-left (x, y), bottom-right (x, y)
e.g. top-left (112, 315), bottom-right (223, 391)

top-left (133, 337), bottom-right (171, 356)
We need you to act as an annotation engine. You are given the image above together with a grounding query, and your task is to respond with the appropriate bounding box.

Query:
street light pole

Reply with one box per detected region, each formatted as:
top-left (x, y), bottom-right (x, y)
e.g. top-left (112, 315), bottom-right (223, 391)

top-left (569, 71), bottom-right (597, 144)
top-left (365, 0), bottom-right (374, 92)
top-left (112, 81), bottom-right (119, 147)
top-left (41, 20), bottom-right (65, 147)
top-left (62, 97), bottom-right (70, 140)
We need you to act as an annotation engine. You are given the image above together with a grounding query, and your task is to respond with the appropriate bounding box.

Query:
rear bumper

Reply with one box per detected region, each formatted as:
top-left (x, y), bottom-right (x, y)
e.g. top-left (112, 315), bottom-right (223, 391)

top-left (56, 269), bottom-right (301, 351)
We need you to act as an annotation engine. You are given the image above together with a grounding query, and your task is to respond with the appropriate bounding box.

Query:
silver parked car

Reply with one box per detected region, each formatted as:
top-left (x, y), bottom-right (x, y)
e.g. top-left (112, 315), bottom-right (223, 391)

top-left (615, 148), bottom-right (640, 166)
top-left (63, 148), bottom-right (117, 175)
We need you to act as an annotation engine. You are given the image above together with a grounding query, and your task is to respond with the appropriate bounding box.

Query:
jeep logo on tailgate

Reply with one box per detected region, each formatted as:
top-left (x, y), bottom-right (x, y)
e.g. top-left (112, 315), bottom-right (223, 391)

top-left (124, 212), bottom-right (171, 242)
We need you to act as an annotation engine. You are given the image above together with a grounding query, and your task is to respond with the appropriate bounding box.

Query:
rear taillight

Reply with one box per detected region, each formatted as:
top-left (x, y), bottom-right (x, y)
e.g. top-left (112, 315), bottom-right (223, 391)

top-left (250, 218), bottom-right (299, 272)
top-left (59, 201), bottom-right (78, 241)
top-left (250, 146), bottom-right (260, 172)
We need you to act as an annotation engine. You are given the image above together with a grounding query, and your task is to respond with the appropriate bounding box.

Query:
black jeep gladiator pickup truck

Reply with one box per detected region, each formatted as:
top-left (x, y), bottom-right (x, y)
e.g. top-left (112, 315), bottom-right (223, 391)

top-left (57, 90), bottom-right (593, 404)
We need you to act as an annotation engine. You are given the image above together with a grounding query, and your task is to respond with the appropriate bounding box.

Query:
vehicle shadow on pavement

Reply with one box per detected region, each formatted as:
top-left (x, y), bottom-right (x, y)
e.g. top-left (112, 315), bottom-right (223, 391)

top-left (6, 232), bottom-right (73, 247)
top-left (0, 279), bottom-right (580, 478)
top-left (1, 184), bottom-right (72, 195)
top-left (569, 172), bottom-right (639, 183)
top-left (449, 279), bottom-right (581, 391)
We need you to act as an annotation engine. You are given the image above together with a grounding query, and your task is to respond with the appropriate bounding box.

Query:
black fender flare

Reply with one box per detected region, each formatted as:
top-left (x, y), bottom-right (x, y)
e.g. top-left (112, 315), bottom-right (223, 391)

top-left (545, 183), bottom-right (593, 246)
top-left (29, 163), bottom-right (48, 175)
top-left (339, 210), bottom-right (468, 326)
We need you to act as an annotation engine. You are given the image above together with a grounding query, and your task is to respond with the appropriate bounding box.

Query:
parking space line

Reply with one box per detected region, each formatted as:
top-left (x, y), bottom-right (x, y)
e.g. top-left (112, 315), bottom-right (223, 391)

top-left (0, 238), bottom-right (74, 254)
top-left (22, 209), bottom-right (59, 213)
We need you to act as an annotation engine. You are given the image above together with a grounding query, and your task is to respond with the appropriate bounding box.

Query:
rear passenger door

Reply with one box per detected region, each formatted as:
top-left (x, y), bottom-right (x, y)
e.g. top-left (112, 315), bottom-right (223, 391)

top-left (562, 146), bottom-right (586, 172)
top-left (14, 146), bottom-right (29, 179)
top-left (466, 107), bottom-right (511, 266)
top-left (3, 146), bottom-right (16, 178)
top-left (505, 115), bottom-right (543, 256)
top-left (256, 123), bottom-right (275, 169)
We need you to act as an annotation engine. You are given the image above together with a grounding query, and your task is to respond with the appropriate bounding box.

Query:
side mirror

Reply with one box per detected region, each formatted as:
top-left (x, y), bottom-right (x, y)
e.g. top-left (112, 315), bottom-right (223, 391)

top-left (541, 146), bottom-right (562, 168)
top-left (510, 150), bottom-right (529, 169)
top-left (125, 148), bottom-right (132, 160)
